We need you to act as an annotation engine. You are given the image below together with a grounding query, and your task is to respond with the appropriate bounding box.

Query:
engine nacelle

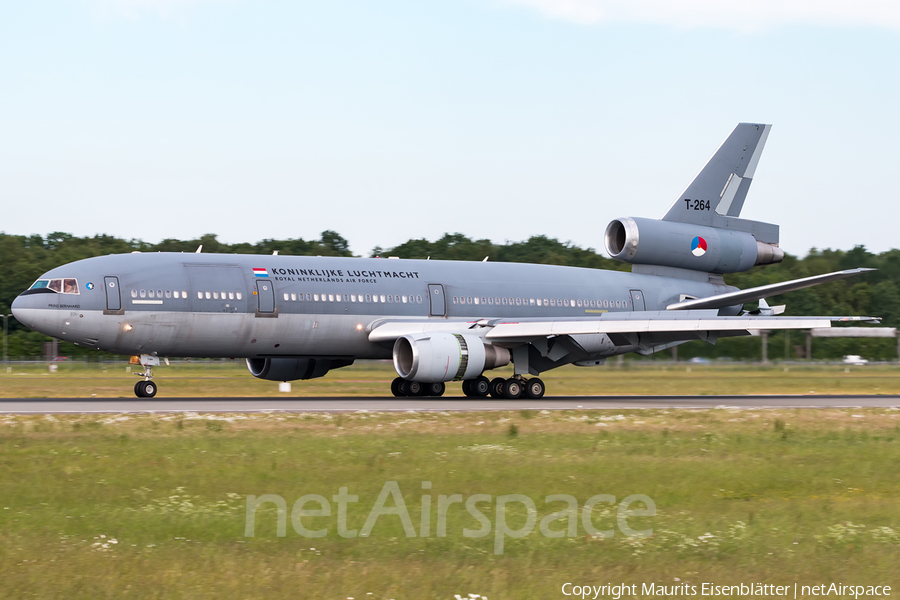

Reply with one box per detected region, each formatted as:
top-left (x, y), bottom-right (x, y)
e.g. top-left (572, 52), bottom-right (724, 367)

top-left (246, 357), bottom-right (353, 381)
top-left (604, 217), bottom-right (783, 274)
top-left (393, 333), bottom-right (511, 383)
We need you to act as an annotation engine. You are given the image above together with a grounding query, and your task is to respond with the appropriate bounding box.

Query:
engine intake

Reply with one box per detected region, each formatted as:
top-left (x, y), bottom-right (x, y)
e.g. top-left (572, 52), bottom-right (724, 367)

top-left (393, 333), bottom-right (510, 383)
top-left (604, 217), bottom-right (783, 274)
top-left (246, 357), bottom-right (353, 381)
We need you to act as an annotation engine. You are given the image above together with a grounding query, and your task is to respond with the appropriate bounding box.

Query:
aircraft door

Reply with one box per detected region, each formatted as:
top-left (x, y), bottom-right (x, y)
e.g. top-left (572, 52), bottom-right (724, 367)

top-left (629, 289), bottom-right (645, 311)
top-left (256, 280), bottom-right (276, 314)
top-left (104, 276), bottom-right (121, 312)
top-left (427, 284), bottom-right (446, 317)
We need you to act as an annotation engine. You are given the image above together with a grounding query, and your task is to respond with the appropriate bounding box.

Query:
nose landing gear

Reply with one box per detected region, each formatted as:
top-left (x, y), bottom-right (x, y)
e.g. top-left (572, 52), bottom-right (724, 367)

top-left (132, 354), bottom-right (161, 398)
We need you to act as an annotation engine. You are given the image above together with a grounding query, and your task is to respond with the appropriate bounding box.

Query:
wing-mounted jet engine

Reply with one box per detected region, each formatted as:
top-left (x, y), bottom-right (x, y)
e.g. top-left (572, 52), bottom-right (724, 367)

top-left (391, 332), bottom-right (510, 397)
top-left (246, 357), bottom-right (354, 381)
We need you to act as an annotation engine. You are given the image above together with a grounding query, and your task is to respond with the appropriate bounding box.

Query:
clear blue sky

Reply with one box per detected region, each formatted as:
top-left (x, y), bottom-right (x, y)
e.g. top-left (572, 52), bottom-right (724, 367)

top-left (2, 0), bottom-right (898, 257)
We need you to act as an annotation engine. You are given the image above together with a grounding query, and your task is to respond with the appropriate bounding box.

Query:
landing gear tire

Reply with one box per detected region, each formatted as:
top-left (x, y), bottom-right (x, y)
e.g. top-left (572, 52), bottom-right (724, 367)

top-left (134, 380), bottom-right (157, 398)
top-left (463, 376), bottom-right (490, 398)
top-left (524, 378), bottom-right (545, 399)
top-left (503, 378), bottom-right (524, 399)
top-left (391, 377), bottom-right (405, 397)
top-left (426, 382), bottom-right (445, 397)
top-left (489, 377), bottom-right (506, 399)
top-left (407, 381), bottom-right (423, 396)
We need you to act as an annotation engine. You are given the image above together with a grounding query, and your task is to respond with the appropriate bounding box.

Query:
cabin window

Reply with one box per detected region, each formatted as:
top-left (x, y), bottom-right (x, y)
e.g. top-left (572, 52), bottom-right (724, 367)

top-left (212, 292), bottom-right (218, 299)
top-left (401, 295), bottom-right (407, 303)
top-left (284, 293), bottom-right (290, 301)
top-left (158, 290), bottom-right (163, 298)
top-left (131, 289), bottom-right (137, 298)
top-left (387, 295), bottom-right (393, 303)
top-left (197, 292), bottom-right (202, 299)
top-left (138, 289), bottom-right (146, 298)
top-left (306, 293), bottom-right (311, 301)
top-left (236, 292), bottom-right (242, 300)
top-left (365, 294), bottom-right (371, 302)
top-left (165, 290), bottom-right (171, 299)
top-left (205, 292), bottom-right (211, 299)
top-left (343, 294), bottom-right (350, 302)
top-left (529, 298), bottom-right (536, 306)
top-left (172, 291), bottom-right (179, 299)
top-left (313, 294), bottom-right (320, 301)
top-left (473, 297), bottom-right (479, 305)
top-left (416, 295), bottom-right (422, 303)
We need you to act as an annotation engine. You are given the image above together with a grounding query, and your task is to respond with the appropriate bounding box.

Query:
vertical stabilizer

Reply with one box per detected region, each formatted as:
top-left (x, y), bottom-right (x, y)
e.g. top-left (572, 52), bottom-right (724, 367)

top-left (661, 123), bottom-right (778, 244)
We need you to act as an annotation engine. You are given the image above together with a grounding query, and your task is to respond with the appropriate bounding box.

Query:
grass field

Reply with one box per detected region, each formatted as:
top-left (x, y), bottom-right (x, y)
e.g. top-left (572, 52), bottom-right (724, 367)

top-left (2, 360), bottom-right (900, 397)
top-left (1, 408), bottom-right (899, 598)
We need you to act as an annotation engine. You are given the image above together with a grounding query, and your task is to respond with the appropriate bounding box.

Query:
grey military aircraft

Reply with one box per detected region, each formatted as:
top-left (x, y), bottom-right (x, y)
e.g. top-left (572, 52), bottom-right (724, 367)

top-left (11, 123), bottom-right (877, 399)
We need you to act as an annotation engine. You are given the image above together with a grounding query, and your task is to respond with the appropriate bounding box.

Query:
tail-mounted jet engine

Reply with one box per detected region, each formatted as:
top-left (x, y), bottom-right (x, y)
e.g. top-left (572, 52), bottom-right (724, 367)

top-left (393, 333), bottom-right (510, 383)
top-left (246, 357), bottom-right (354, 381)
top-left (605, 217), bottom-right (783, 274)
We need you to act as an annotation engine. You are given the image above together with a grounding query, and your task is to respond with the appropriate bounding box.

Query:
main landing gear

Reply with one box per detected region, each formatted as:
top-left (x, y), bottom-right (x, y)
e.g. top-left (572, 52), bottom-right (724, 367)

top-left (390, 378), bottom-right (446, 397)
top-left (389, 375), bottom-right (545, 399)
top-left (487, 376), bottom-right (545, 400)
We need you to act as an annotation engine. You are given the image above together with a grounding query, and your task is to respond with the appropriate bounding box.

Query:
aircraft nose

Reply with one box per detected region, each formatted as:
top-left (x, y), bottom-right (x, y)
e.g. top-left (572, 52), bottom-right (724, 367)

top-left (11, 290), bottom-right (46, 330)
top-left (11, 292), bottom-right (30, 327)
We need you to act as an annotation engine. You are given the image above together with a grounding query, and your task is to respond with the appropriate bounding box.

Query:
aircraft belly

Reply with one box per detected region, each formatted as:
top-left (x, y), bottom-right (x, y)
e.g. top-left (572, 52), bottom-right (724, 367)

top-left (84, 311), bottom-right (384, 359)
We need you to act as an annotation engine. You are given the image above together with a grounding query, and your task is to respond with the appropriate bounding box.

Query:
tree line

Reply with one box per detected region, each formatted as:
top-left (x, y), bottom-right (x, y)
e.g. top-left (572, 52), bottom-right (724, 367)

top-left (1, 231), bottom-right (897, 360)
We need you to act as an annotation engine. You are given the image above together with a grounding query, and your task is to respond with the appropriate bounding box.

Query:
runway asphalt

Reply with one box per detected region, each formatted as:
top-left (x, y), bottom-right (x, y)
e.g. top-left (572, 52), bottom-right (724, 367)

top-left (1, 395), bottom-right (899, 413)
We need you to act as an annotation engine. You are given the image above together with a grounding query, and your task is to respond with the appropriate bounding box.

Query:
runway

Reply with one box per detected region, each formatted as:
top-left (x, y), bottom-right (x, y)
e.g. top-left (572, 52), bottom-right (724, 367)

top-left (1, 395), bottom-right (899, 413)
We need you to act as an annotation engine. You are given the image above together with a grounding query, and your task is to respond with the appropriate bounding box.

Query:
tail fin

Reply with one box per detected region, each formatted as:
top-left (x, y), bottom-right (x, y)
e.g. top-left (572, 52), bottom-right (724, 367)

top-left (662, 123), bottom-right (778, 244)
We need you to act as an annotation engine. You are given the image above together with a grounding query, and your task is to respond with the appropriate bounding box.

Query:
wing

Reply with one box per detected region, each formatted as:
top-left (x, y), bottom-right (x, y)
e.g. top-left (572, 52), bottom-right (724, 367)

top-left (666, 268), bottom-right (875, 311)
top-left (369, 310), bottom-right (879, 374)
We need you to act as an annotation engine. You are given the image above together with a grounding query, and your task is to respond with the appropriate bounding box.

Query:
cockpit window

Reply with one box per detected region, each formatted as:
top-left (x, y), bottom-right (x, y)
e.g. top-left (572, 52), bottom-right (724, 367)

top-left (31, 278), bottom-right (80, 294)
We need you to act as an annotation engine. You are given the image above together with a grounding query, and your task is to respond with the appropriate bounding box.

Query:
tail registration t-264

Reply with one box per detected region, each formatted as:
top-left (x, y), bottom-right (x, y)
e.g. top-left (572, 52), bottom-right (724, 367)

top-left (684, 199), bottom-right (711, 211)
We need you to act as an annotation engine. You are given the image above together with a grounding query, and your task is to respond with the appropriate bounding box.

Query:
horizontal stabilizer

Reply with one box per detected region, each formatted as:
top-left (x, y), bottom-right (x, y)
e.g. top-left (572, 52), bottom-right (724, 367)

top-left (666, 268), bottom-right (876, 311)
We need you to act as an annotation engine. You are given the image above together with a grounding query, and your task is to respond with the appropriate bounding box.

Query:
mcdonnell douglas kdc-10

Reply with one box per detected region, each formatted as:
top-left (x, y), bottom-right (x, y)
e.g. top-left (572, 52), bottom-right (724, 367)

top-left (11, 124), bottom-right (877, 398)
